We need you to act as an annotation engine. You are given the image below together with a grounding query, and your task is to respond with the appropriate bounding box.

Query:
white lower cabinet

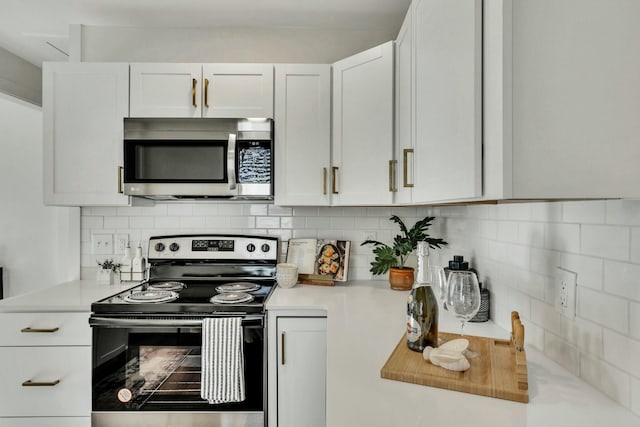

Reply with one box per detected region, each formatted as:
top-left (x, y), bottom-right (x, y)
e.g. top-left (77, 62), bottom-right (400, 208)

top-left (0, 312), bottom-right (91, 426)
top-left (268, 311), bottom-right (327, 427)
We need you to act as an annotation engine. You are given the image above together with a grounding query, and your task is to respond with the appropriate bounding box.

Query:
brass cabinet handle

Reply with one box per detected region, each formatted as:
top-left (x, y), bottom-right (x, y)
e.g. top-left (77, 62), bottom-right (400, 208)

top-left (192, 78), bottom-right (197, 107)
top-left (403, 149), bottom-right (414, 188)
top-left (22, 379), bottom-right (60, 387)
top-left (21, 327), bottom-right (59, 333)
top-left (331, 167), bottom-right (339, 194)
top-left (281, 332), bottom-right (286, 365)
top-left (117, 166), bottom-right (124, 194)
top-left (204, 78), bottom-right (210, 108)
top-left (323, 168), bottom-right (327, 195)
top-left (389, 160), bottom-right (398, 192)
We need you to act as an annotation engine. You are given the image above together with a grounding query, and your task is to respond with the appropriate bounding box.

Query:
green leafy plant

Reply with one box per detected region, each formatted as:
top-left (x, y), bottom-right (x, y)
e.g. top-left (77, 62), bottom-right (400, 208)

top-left (361, 215), bottom-right (447, 275)
top-left (97, 258), bottom-right (122, 273)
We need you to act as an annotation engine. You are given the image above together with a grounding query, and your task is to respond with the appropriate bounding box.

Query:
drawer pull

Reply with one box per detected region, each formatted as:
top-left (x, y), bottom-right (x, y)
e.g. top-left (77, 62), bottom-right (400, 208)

top-left (22, 379), bottom-right (61, 387)
top-left (21, 327), bottom-right (60, 333)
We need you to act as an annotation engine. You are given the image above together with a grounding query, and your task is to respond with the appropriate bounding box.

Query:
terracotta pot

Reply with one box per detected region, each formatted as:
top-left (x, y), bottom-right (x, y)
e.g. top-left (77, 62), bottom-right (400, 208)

top-left (389, 267), bottom-right (414, 291)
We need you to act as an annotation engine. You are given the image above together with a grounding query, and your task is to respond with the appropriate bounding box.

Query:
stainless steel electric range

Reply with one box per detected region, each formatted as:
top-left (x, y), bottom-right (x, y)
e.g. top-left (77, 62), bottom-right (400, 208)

top-left (89, 234), bottom-right (278, 427)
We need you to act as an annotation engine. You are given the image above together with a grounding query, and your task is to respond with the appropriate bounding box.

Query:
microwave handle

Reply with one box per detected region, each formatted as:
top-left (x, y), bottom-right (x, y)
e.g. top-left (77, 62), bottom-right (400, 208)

top-left (227, 133), bottom-right (237, 191)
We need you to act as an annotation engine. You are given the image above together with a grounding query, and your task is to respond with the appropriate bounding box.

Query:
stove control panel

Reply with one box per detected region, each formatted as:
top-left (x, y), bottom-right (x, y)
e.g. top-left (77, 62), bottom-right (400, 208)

top-left (148, 235), bottom-right (278, 261)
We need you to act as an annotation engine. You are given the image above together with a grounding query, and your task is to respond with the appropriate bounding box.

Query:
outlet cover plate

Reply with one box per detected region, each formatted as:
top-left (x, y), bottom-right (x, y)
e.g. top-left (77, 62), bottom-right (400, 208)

top-left (555, 267), bottom-right (577, 319)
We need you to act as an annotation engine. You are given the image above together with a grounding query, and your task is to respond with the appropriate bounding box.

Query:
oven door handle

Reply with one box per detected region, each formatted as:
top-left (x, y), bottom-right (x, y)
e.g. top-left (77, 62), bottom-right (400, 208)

top-left (89, 316), bottom-right (263, 328)
top-left (227, 133), bottom-right (237, 191)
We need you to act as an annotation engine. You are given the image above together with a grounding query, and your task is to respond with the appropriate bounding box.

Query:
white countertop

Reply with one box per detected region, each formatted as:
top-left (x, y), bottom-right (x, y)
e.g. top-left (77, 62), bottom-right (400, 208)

top-left (0, 280), bottom-right (138, 312)
top-left (267, 281), bottom-right (640, 427)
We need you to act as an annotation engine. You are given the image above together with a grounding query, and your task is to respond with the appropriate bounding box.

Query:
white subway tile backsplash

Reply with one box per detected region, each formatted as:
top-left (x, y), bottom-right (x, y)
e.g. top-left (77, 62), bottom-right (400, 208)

top-left (155, 216), bottom-right (180, 228)
top-left (582, 225), bottom-right (630, 261)
top-left (545, 223), bottom-right (581, 253)
top-left (256, 216), bottom-right (280, 229)
top-left (561, 317), bottom-right (604, 358)
top-left (606, 200), bottom-right (640, 226)
top-left (630, 303), bottom-right (640, 341)
top-left (581, 354), bottom-right (631, 408)
top-left (604, 261), bottom-right (640, 302)
top-left (167, 204), bottom-right (193, 216)
top-left (630, 228), bottom-right (640, 263)
top-left (544, 331), bottom-right (580, 376)
top-left (104, 216), bottom-right (130, 229)
top-left (563, 200), bottom-right (606, 224)
top-left (79, 199), bottom-right (640, 409)
top-left (579, 287), bottom-right (629, 333)
top-left (604, 330), bottom-right (640, 378)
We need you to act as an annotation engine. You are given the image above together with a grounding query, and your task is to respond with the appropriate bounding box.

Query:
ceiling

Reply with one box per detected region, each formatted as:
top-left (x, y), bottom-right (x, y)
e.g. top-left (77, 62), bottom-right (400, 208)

top-left (0, 0), bottom-right (411, 67)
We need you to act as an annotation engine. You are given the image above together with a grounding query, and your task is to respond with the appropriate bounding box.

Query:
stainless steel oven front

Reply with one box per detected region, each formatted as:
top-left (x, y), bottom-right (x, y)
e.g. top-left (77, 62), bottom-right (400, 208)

top-left (90, 315), bottom-right (266, 427)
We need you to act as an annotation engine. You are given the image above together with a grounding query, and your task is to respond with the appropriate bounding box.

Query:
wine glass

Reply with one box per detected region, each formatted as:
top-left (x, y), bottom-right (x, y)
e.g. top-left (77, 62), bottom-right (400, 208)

top-left (429, 265), bottom-right (448, 309)
top-left (446, 270), bottom-right (481, 337)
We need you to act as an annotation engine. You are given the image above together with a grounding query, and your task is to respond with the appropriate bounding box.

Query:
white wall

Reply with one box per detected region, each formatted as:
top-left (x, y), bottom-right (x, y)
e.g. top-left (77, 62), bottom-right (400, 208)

top-left (0, 46), bottom-right (42, 106)
top-left (0, 93), bottom-right (79, 297)
top-left (78, 26), bottom-right (395, 63)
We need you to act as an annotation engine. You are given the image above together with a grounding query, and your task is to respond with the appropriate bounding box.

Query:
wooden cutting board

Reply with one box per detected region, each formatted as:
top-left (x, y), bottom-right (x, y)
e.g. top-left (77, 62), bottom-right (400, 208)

top-left (380, 331), bottom-right (529, 403)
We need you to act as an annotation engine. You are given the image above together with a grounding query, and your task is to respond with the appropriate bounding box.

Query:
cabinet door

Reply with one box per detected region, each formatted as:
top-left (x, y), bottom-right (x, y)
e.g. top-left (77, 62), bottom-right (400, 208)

top-left (277, 317), bottom-right (327, 427)
top-left (394, 6), bottom-right (414, 204)
top-left (0, 346), bottom-right (91, 417)
top-left (43, 62), bottom-right (130, 206)
top-left (274, 65), bottom-right (331, 206)
top-left (332, 41), bottom-right (395, 205)
top-left (130, 63), bottom-right (202, 117)
top-left (202, 64), bottom-right (274, 118)
top-left (412, 0), bottom-right (482, 202)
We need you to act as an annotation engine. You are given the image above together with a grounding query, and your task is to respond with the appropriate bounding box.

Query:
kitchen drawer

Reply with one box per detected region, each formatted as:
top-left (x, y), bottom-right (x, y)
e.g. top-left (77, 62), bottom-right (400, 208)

top-left (0, 417), bottom-right (89, 427)
top-left (0, 346), bottom-right (91, 417)
top-left (0, 312), bottom-right (90, 346)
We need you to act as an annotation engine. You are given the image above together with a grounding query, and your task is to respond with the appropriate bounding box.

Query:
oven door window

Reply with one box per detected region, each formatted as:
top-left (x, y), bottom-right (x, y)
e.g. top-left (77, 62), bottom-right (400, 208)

top-left (92, 325), bottom-right (263, 411)
top-left (124, 140), bottom-right (227, 182)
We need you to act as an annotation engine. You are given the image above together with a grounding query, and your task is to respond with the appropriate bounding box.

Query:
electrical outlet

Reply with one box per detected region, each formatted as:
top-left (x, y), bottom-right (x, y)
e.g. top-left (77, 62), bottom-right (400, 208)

top-left (115, 234), bottom-right (129, 255)
top-left (92, 233), bottom-right (113, 255)
top-left (555, 267), bottom-right (577, 319)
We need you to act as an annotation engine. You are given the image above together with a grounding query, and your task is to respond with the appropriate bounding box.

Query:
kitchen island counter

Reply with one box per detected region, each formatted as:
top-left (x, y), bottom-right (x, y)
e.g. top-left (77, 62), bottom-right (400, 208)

top-left (267, 280), bottom-right (640, 427)
top-left (0, 280), bottom-right (137, 312)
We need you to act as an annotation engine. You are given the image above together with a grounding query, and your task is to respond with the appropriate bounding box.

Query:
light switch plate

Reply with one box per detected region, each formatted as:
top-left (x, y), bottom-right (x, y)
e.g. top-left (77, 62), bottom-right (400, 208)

top-left (555, 267), bottom-right (577, 319)
top-left (92, 233), bottom-right (113, 255)
top-left (115, 234), bottom-right (129, 255)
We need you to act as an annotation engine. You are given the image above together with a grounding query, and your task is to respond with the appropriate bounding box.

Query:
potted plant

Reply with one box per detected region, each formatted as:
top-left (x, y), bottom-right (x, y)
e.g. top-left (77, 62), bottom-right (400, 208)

top-left (97, 258), bottom-right (122, 285)
top-left (361, 215), bottom-right (447, 290)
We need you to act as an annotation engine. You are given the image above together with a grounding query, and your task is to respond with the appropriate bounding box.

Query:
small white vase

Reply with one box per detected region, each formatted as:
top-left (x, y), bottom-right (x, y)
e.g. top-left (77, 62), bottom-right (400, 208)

top-left (96, 269), bottom-right (115, 285)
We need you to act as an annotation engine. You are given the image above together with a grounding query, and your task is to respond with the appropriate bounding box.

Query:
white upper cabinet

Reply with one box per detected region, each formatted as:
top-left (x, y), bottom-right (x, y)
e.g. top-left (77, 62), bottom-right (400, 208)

top-left (274, 64), bottom-right (331, 206)
top-left (43, 62), bottom-right (131, 206)
top-left (483, 0), bottom-right (640, 199)
top-left (394, 6), bottom-right (414, 205)
top-left (332, 41), bottom-right (395, 206)
top-left (203, 64), bottom-right (274, 118)
top-left (130, 63), bottom-right (274, 118)
top-left (412, 0), bottom-right (482, 203)
top-left (129, 63), bottom-right (202, 117)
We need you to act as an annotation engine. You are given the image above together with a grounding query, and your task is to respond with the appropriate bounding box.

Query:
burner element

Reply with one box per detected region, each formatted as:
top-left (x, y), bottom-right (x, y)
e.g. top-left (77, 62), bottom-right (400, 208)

top-left (124, 290), bottom-right (179, 304)
top-left (210, 292), bottom-right (254, 304)
top-left (216, 282), bottom-right (261, 293)
top-left (148, 281), bottom-right (186, 292)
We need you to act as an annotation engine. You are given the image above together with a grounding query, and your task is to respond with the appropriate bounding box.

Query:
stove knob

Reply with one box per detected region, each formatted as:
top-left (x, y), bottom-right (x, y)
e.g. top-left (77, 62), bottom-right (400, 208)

top-left (261, 243), bottom-right (270, 253)
top-left (169, 243), bottom-right (180, 252)
top-left (154, 242), bottom-right (166, 252)
top-left (247, 243), bottom-right (256, 253)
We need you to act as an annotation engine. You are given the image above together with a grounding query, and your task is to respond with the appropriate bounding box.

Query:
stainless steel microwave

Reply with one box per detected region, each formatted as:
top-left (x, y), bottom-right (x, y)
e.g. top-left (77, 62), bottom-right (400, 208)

top-left (123, 118), bottom-right (273, 200)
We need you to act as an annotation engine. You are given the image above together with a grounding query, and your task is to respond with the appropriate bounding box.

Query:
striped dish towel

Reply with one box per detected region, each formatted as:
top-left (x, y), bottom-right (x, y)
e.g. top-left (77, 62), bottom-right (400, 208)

top-left (200, 317), bottom-right (246, 404)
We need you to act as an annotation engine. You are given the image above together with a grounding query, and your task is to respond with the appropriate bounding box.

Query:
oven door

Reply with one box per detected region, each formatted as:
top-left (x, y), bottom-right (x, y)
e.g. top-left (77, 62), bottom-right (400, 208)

top-left (90, 316), bottom-right (264, 427)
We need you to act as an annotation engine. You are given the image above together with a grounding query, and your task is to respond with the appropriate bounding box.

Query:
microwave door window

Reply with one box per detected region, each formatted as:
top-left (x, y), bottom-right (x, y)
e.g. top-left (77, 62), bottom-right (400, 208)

top-left (134, 141), bottom-right (226, 182)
